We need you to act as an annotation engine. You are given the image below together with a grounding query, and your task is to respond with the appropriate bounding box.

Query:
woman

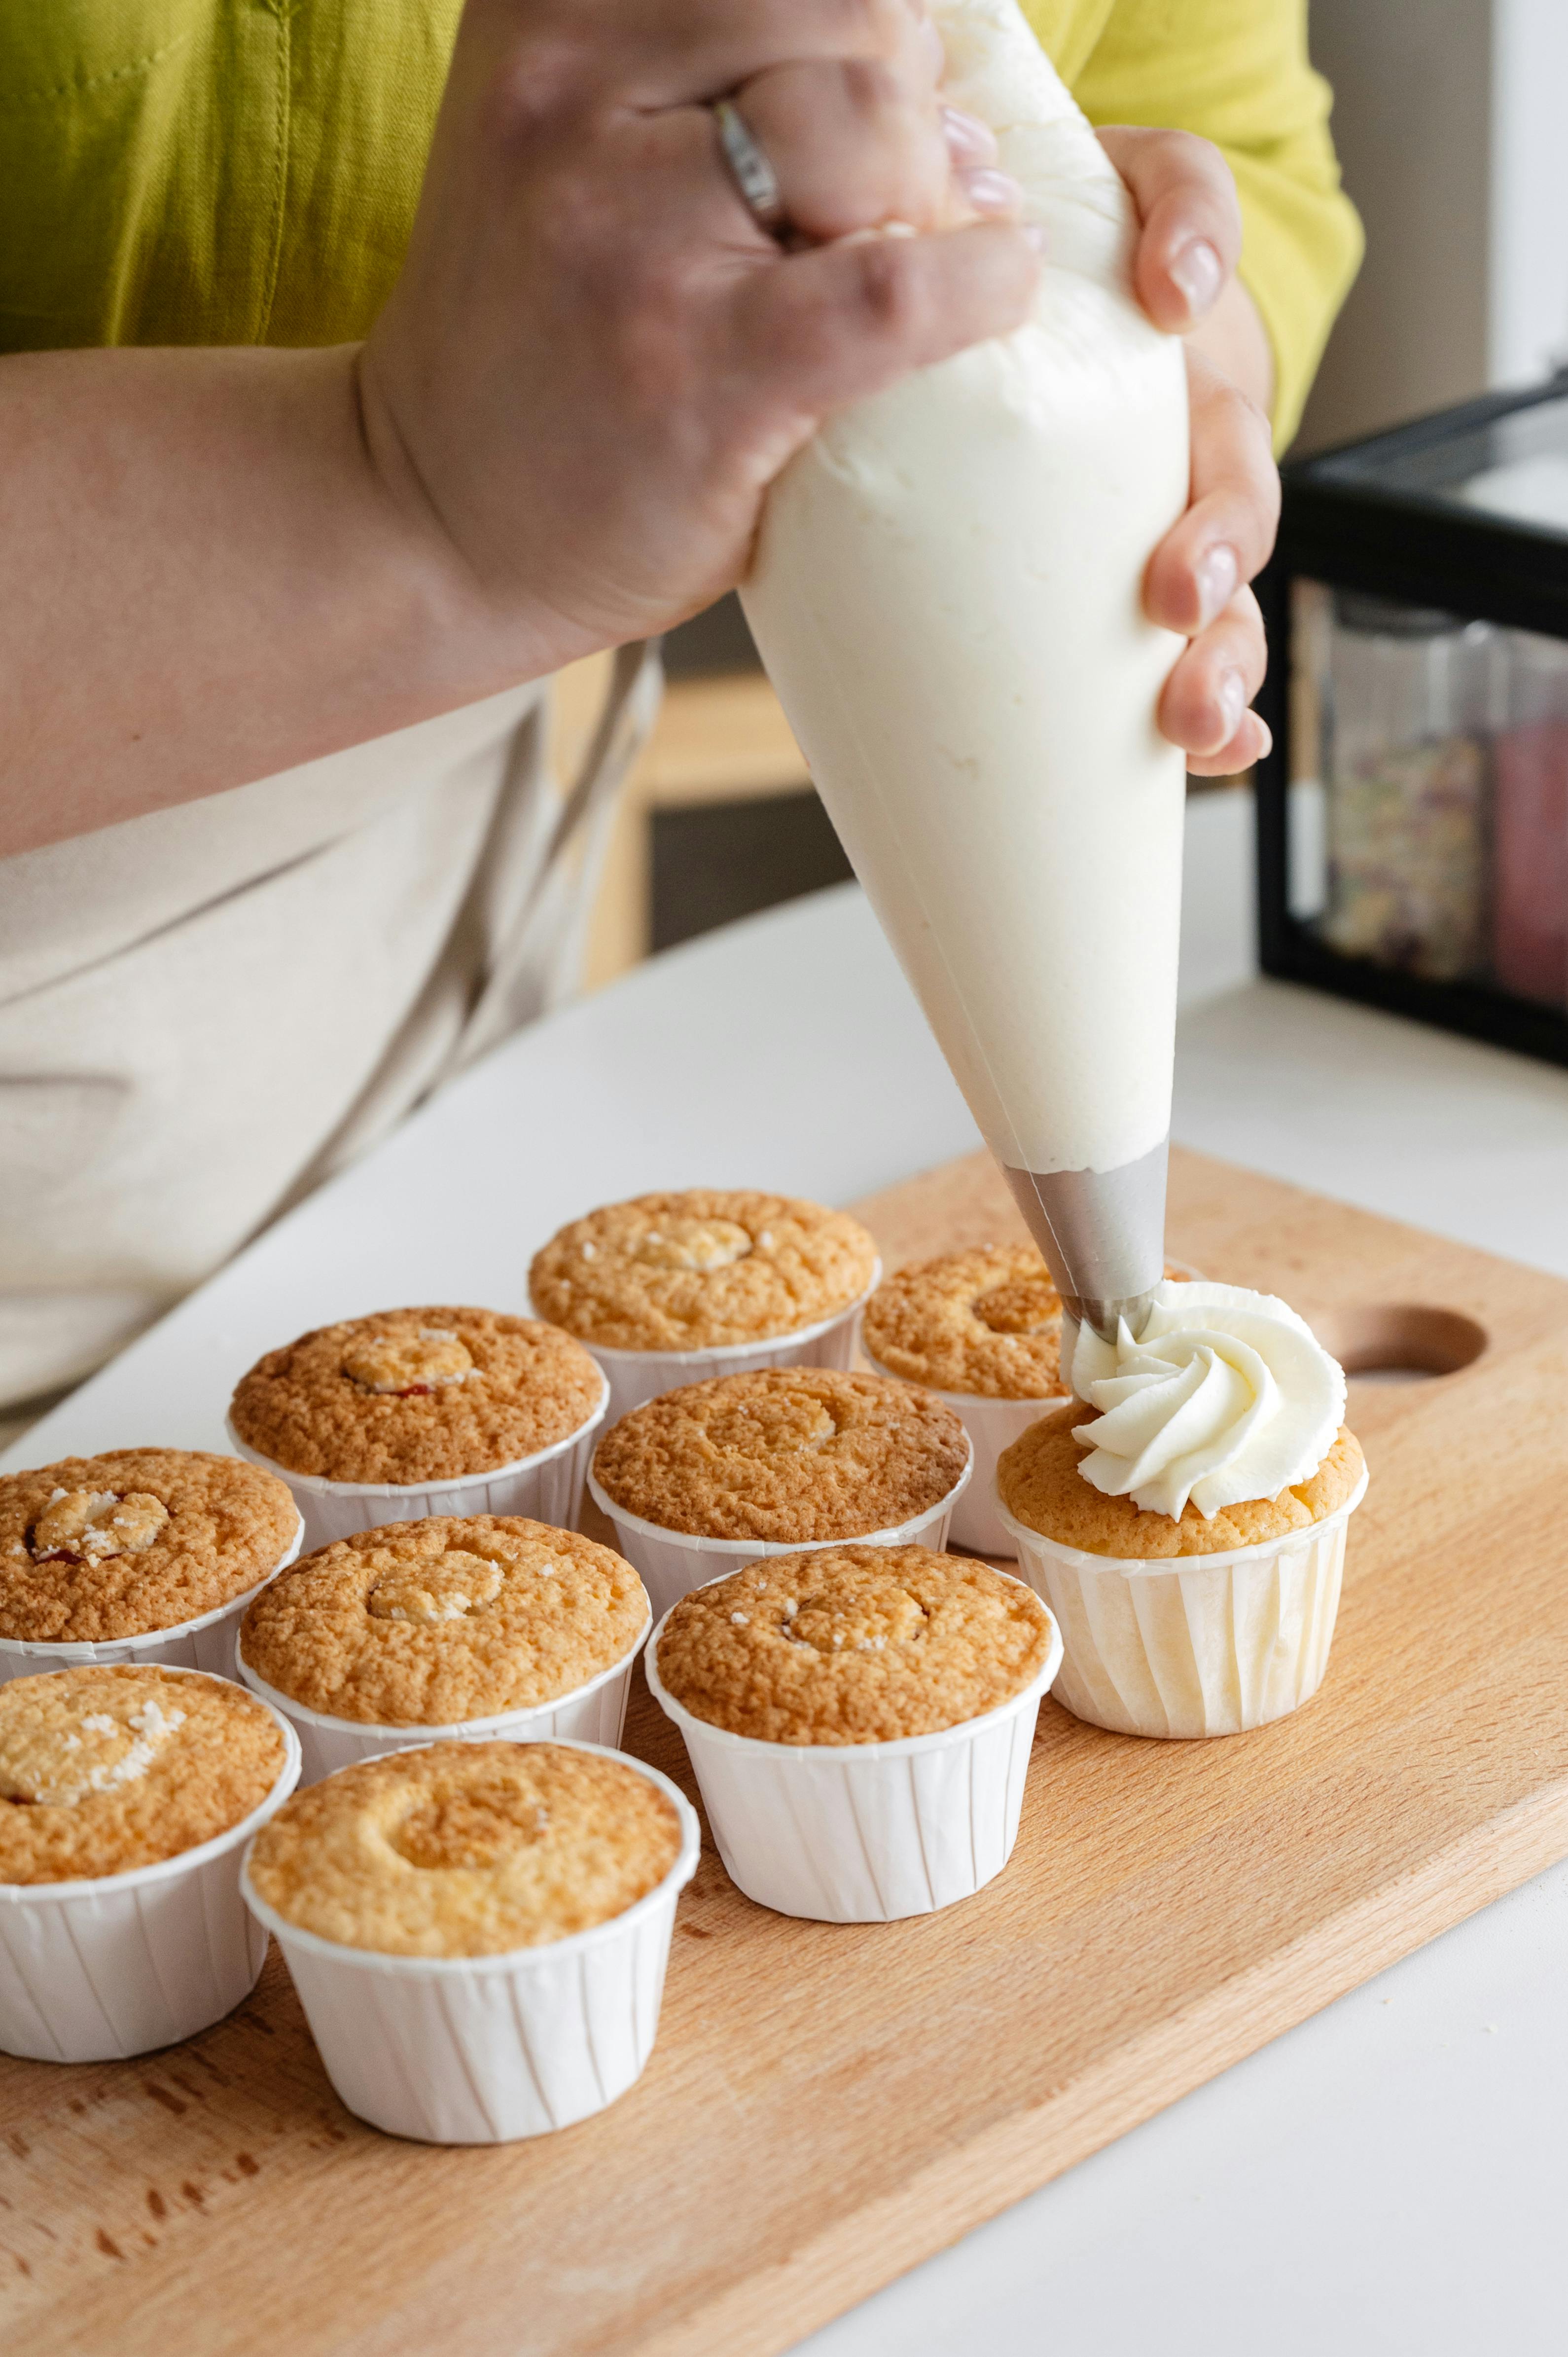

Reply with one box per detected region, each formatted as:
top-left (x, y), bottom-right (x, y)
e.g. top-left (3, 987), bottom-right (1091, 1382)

top-left (0, 0), bottom-right (1359, 1431)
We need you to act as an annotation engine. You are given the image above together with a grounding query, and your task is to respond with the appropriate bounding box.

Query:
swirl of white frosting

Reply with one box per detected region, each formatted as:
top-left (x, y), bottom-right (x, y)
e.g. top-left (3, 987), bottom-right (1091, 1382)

top-left (1069, 1280), bottom-right (1346, 1521)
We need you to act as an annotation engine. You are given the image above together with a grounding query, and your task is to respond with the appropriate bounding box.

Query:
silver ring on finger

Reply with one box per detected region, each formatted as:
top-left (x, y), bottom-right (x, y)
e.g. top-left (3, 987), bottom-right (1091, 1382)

top-left (712, 96), bottom-right (789, 241)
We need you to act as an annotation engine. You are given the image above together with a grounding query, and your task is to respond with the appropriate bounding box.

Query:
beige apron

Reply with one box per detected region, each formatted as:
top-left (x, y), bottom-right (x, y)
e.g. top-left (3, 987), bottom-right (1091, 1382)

top-left (0, 643), bottom-right (659, 1422)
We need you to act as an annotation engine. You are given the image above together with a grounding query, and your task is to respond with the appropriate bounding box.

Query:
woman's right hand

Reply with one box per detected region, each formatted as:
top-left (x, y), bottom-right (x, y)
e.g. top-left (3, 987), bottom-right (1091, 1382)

top-left (358, 0), bottom-right (1041, 672)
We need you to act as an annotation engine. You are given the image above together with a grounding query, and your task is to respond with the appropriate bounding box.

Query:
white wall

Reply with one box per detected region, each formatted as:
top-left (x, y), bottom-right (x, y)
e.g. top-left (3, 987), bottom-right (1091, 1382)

top-left (1297, 0), bottom-right (1568, 453)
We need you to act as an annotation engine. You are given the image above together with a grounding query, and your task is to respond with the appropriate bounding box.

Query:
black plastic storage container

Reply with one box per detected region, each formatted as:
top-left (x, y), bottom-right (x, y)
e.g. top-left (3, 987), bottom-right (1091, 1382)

top-left (1256, 374), bottom-right (1568, 1068)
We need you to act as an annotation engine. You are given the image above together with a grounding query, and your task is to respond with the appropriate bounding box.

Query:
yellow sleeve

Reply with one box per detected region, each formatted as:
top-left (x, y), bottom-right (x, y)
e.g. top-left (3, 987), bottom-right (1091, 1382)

top-left (1032, 0), bottom-right (1364, 451)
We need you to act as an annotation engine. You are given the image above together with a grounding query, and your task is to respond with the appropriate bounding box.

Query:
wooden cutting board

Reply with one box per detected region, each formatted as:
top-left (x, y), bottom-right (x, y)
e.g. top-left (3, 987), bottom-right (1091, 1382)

top-left (8, 1146), bottom-right (1568, 2357)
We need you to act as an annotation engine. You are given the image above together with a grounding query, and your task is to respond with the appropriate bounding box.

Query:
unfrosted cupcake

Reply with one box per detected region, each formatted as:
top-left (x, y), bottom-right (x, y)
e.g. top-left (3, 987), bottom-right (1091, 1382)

top-left (0, 1447), bottom-right (302, 1680)
top-left (237, 1515), bottom-right (650, 1781)
top-left (863, 1248), bottom-right (1189, 1556)
top-left (529, 1189), bottom-right (880, 1418)
top-left (242, 1740), bottom-right (699, 2141)
top-left (0, 1663), bottom-right (299, 2061)
top-left (227, 1306), bottom-right (608, 1546)
top-left (996, 1280), bottom-right (1368, 1739)
top-left (647, 1546), bottom-right (1060, 1920)
top-left (588, 1366), bottom-right (972, 1614)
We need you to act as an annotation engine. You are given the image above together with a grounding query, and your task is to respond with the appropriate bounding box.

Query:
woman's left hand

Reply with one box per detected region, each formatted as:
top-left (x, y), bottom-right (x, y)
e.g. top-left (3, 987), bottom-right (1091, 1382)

top-left (1095, 125), bottom-right (1280, 776)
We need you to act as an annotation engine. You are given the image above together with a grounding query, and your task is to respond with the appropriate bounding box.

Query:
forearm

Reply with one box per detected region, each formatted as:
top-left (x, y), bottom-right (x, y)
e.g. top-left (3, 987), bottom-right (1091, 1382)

top-left (0, 344), bottom-right (538, 861)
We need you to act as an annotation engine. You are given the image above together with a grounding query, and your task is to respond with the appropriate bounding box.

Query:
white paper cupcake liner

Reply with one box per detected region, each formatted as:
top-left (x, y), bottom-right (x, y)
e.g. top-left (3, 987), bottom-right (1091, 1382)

top-left (233, 1610), bottom-right (651, 1785)
top-left (224, 1371), bottom-right (609, 1550)
top-left (646, 1586), bottom-right (1060, 1922)
top-left (0, 1678), bottom-right (302, 2063)
top-left (536, 1265), bottom-right (881, 1424)
top-left (861, 1348), bottom-right (1053, 1558)
top-left (995, 1466), bottom-right (1369, 1740)
top-left (587, 1438), bottom-right (972, 1620)
top-left (0, 1514), bottom-right (305, 1689)
top-left (241, 1741), bottom-right (700, 2143)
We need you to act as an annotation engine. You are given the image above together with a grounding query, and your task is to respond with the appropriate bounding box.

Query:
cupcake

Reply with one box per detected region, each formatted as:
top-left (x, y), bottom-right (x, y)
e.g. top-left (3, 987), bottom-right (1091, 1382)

top-left (237, 1515), bottom-right (651, 1783)
top-left (227, 1306), bottom-right (609, 1547)
top-left (242, 1740), bottom-right (699, 2142)
top-left (0, 1448), bottom-right (302, 1682)
top-left (0, 1663), bottom-right (299, 2061)
top-left (588, 1366), bottom-right (973, 1614)
top-left (995, 1279), bottom-right (1368, 1739)
top-left (646, 1546), bottom-right (1061, 1921)
top-left (863, 1248), bottom-right (1192, 1556)
top-left (528, 1189), bottom-right (880, 1418)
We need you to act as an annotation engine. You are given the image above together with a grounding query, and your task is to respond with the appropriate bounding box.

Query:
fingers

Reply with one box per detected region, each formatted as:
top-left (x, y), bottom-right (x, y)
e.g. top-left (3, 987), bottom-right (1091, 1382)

top-left (734, 59), bottom-right (952, 239)
top-left (1094, 125), bottom-right (1242, 333)
top-left (733, 220), bottom-right (1040, 425)
top-left (1158, 584), bottom-right (1272, 774)
top-left (1146, 353), bottom-right (1278, 637)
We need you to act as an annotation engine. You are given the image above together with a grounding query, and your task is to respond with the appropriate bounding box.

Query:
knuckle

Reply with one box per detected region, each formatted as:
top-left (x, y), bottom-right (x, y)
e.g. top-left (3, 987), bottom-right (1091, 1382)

top-left (840, 55), bottom-right (900, 119)
top-left (849, 238), bottom-right (926, 338)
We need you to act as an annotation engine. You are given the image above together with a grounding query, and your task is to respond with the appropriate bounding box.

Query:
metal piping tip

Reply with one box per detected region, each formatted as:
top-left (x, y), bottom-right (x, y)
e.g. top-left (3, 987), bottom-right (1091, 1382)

top-left (1001, 1139), bottom-right (1170, 1344)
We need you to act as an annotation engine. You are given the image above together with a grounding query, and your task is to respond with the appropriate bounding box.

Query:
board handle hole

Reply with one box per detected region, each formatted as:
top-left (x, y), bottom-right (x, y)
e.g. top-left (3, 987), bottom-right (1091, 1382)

top-left (1310, 1303), bottom-right (1487, 1384)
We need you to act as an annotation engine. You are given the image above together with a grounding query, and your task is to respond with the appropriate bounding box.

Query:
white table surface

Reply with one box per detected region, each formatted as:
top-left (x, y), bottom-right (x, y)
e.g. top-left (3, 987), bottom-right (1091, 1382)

top-left (11, 791), bottom-right (1568, 2354)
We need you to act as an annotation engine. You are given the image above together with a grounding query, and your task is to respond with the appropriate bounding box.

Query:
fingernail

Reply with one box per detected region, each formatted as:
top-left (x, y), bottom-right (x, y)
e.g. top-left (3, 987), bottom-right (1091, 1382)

top-left (961, 166), bottom-right (1022, 216)
top-left (1251, 715), bottom-right (1274, 760)
top-left (1170, 238), bottom-right (1222, 317)
top-left (1196, 542), bottom-right (1239, 625)
top-left (941, 105), bottom-right (998, 164)
top-left (1217, 670), bottom-right (1247, 738)
top-left (1022, 221), bottom-right (1049, 257)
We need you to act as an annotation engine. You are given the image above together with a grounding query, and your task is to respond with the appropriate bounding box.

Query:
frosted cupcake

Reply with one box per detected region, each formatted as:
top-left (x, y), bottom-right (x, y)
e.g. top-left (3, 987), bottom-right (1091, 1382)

top-left (227, 1306), bottom-right (609, 1546)
top-left (242, 1740), bottom-right (699, 2142)
top-left (588, 1366), bottom-right (972, 1614)
top-left (0, 1663), bottom-right (299, 2061)
top-left (529, 1189), bottom-right (880, 1418)
top-left (996, 1281), bottom-right (1367, 1739)
top-left (237, 1515), bottom-right (651, 1781)
top-left (647, 1545), bottom-right (1060, 1920)
top-left (0, 1448), bottom-right (302, 1682)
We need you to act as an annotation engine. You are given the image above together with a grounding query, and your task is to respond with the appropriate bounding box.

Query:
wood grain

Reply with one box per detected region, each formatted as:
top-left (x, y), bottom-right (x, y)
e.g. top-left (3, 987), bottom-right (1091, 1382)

top-left (7, 1145), bottom-right (1568, 2357)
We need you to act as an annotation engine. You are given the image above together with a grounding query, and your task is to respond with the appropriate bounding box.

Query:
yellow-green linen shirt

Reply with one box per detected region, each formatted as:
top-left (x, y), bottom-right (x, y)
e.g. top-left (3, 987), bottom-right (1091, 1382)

top-left (1, 0), bottom-right (1359, 446)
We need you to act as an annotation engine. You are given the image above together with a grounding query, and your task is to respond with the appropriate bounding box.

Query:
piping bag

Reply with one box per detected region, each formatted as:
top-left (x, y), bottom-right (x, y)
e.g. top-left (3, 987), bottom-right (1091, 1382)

top-left (739, 0), bottom-right (1189, 1341)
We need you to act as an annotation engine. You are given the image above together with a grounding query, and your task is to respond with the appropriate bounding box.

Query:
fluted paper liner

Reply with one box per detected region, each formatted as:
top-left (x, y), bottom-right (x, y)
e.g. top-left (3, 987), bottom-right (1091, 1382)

top-left (645, 1579), bottom-right (1061, 1922)
top-left (588, 1438), bottom-right (972, 1620)
top-left (0, 1677), bottom-right (302, 2063)
top-left (0, 1514), bottom-right (305, 1688)
top-left (995, 1466), bottom-right (1369, 1739)
top-left (225, 1371), bottom-right (608, 1549)
top-left (534, 1266), bottom-right (880, 1423)
top-left (241, 1741), bottom-right (700, 2143)
top-left (235, 1610), bottom-right (650, 1785)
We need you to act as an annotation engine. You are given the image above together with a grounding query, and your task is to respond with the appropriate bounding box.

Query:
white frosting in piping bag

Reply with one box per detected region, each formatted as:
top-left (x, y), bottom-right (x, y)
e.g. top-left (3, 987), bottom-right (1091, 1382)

top-left (741, 0), bottom-right (1189, 1177)
top-left (1069, 1282), bottom-right (1347, 1520)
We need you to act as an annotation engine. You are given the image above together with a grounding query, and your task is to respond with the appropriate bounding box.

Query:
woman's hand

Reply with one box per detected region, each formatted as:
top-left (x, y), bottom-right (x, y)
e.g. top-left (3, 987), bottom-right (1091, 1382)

top-left (1095, 126), bottom-right (1281, 776)
top-left (360, 0), bottom-right (1041, 672)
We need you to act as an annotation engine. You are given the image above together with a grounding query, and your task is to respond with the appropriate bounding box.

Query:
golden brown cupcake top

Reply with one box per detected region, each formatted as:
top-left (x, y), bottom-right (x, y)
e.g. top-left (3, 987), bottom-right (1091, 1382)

top-left (0, 1666), bottom-right (287, 1885)
top-left (528, 1189), bottom-right (878, 1352)
top-left (655, 1546), bottom-right (1054, 1744)
top-left (246, 1740), bottom-right (683, 1956)
top-left (863, 1251), bottom-right (1195, 1399)
top-left (0, 1449), bottom-right (299, 1643)
top-left (229, 1306), bottom-right (605, 1485)
top-left (239, 1516), bottom-right (649, 1727)
top-left (593, 1368), bottom-right (970, 1543)
top-left (863, 1245), bottom-right (1068, 1399)
top-left (997, 1404), bottom-right (1366, 1560)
